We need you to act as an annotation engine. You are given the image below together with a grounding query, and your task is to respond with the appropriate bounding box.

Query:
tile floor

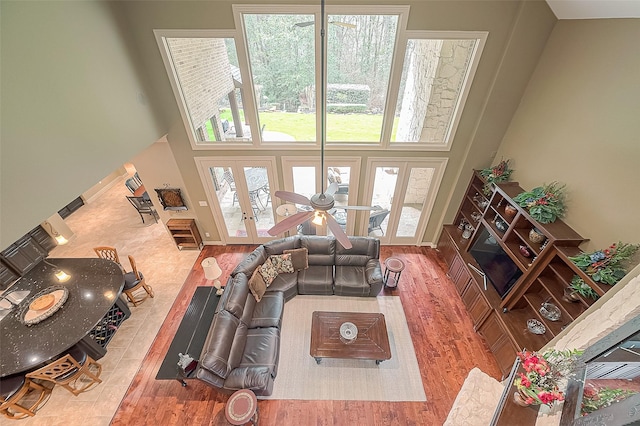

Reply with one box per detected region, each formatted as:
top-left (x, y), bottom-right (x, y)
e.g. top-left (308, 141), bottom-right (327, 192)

top-left (0, 177), bottom-right (200, 426)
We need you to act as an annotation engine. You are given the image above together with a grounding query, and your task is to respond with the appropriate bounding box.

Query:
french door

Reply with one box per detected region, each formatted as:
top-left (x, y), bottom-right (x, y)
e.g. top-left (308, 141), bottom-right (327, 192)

top-left (196, 157), bottom-right (278, 244)
top-left (281, 157), bottom-right (361, 237)
top-left (362, 158), bottom-right (447, 245)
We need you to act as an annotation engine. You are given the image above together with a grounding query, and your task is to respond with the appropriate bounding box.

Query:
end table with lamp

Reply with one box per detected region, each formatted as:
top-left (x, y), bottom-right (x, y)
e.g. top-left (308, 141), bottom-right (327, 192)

top-left (201, 257), bottom-right (223, 295)
top-left (276, 204), bottom-right (297, 237)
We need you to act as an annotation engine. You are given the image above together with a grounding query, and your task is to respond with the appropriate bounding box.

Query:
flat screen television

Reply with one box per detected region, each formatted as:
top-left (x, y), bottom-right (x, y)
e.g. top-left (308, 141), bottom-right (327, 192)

top-left (469, 227), bottom-right (523, 298)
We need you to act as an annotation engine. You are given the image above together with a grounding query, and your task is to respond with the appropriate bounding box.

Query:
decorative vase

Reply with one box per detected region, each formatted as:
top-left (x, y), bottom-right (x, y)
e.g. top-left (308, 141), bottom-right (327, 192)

top-left (504, 205), bottom-right (518, 218)
top-left (519, 245), bottom-right (531, 258)
top-left (529, 228), bottom-right (546, 244)
top-left (562, 287), bottom-right (581, 303)
top-left (513, 391), bottom-right (534, 407)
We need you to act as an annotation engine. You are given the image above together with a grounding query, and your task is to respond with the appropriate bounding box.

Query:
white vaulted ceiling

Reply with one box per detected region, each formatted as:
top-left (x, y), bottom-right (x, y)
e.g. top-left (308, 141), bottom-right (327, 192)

top-left (546, 0), bottom-right (640, 19)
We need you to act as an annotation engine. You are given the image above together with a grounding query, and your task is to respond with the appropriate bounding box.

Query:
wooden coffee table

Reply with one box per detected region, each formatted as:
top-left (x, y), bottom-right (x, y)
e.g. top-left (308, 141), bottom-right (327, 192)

top-left (310, 311), bottom-right (391, 365)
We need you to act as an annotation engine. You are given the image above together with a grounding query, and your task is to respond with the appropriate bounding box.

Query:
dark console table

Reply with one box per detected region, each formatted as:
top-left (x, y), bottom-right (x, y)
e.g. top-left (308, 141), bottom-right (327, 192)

top-left (0, 258), bottom-right (129, 377)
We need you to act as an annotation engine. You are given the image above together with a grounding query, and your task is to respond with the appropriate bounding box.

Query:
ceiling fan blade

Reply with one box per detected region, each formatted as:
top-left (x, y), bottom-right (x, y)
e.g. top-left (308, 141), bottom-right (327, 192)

top-left (340, 205), bottom-right (382, 211)
top-left (267, 211), bottom-right (313, 236)
top-left (329, 21), bottom-right (356, 29)
top-left (325, 182), bottom-right (339, 196)
top-left (293, 21), bottom-right (314, 28)
top-left (274, 190), bottom-right (311, 206)
top-left (326, 214), bottom-right (352, 249)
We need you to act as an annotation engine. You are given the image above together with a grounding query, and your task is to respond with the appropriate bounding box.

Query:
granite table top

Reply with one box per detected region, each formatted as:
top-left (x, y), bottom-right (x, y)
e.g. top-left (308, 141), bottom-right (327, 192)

top-left (0, 258), bottom-right (124, 377)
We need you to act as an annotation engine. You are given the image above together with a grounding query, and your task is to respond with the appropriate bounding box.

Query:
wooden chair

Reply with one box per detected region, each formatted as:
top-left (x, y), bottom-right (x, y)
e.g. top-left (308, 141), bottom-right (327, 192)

top-left (93, 246), bottom-right (122, 267)
top-left (122, 255), bottom-right (154, 307)
top-left (0, 374), bottom-right (51, 419)
top-left (26, 346), bottom-right (102, 396)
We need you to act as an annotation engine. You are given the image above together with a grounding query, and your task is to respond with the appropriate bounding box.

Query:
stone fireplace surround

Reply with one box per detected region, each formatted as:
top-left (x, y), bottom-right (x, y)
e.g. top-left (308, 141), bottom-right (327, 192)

top-left (444, 264), bottom-right (640, 426)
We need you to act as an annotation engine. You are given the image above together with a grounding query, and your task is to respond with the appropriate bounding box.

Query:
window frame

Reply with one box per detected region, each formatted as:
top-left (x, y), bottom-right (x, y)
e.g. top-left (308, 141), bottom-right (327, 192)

top-left (384, 30), bottom-right (488, 151)
top-left (155, 7), bottom-right (484, 152)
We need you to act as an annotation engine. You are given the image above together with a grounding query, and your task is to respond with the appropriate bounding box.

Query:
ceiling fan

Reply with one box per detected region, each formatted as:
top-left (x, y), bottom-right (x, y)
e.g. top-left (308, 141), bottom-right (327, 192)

top-left (268, 0), bottom-right (375, 250)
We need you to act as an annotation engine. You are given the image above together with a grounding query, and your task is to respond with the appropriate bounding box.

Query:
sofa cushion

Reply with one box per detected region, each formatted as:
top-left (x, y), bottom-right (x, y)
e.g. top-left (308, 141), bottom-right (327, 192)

top-left (259, 258), bottom-right (279, 286)
top-left (269, 254), bottom-right (294, 274)
top-left (248, 269), bottom-right (267, 302)
top-left (240, 327), bottom-right (280, 376)
top-left (335, 237), bottom-right (379, 266)
top-left (297, 265), bottom-right (334, 295)
top-left (219, 273), bottom-right (250, 319)
top-left (198, 310), bottom-right (241, 379)
top-left (224, 366), bottom-right (274, 395)
top-left (232, 246), bottom-right (268, 277)
top-left (334, 265), bottom-right (370, 296)
top-left (300, 236), bottom-right (336, 266)
top-left (266, 272), bottom-right (298, 301)
top-left (283, 247), bottom-right (309, 270)
top-left (249, 292), bottom-right (284, 329)
top-left (263, 236), bottom-right (300, 256)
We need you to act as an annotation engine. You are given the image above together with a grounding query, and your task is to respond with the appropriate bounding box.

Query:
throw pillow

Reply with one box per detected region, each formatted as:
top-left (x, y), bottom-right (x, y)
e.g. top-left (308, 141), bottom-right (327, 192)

top-left (258, 258), bottom-right (279, 286)
top-left (283, 247), bottom-right (309, 270)
top-left (248, 268), bottom-right (267, 302)
top-left (269, 253), bottom-right (295, 274)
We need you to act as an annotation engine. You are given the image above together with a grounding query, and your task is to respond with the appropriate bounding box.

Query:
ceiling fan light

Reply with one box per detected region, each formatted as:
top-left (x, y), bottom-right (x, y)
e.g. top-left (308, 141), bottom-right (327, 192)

top-left (312, 211), bottom-right (324, 226)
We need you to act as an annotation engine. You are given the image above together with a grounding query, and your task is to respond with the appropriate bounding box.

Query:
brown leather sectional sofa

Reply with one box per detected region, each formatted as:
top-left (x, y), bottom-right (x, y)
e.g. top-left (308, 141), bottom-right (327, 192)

top-left (195, 235), bottom-right (383, 396)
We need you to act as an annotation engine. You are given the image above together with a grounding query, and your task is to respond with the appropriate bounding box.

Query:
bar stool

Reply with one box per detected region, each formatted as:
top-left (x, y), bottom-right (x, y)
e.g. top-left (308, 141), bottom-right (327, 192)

top-left (0, 373), bottom-right (51, 419)
top-left (383, 257), bottom-right (405, 289)
top-left (225, 389), bottom-right (258, 425)
top-left (122, 255), bottom-right (154, 307)
top-left (26, 345), bottom-right (102, 396)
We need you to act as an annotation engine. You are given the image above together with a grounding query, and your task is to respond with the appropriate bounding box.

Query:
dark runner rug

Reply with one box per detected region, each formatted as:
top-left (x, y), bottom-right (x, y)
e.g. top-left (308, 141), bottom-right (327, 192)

top-left (155, 286), bottom-right (220, 380)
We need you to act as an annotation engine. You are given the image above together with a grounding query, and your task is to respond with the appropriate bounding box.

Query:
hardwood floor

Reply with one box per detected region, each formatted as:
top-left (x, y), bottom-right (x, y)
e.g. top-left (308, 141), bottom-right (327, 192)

top-left (111, 245), bottom-right (502, 425)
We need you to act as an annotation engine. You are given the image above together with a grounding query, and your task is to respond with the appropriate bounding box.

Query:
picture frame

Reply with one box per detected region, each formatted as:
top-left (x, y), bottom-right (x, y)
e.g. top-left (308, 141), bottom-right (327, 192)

top-left (155, 188), bottom-right (188, 211)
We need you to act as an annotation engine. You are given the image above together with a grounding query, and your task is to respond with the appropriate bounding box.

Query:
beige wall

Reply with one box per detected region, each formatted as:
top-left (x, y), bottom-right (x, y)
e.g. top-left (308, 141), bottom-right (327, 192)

top-left (0, 1), bottom-right (163, 247)
top-left (117, 0), bottom-right (557, 244)
top-left (494, 19), bottom-right (640, 251)
top-left (1, 0), bottom-right (562, 249)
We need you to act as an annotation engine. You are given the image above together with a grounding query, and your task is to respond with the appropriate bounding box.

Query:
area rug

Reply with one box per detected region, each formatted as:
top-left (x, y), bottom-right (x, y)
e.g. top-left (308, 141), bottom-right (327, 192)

top-left (262, 295), bottom-right (426, 402)
top-left (155, 286), bottom-right (219, 380)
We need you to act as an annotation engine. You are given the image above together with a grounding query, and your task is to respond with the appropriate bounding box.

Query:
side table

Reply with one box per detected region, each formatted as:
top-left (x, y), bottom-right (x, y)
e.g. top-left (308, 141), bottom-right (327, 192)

top-left (225, 389), bottom-right (258, 425)
top-left (383, 257), bottom-right (405, 289)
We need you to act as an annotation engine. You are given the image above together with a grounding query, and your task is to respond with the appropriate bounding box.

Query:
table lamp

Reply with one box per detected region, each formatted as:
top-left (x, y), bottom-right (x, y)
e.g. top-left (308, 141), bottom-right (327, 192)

top-left (276, 204), bottom-right (297, 220)
top-left (201, 257), bottom-right (223, 295)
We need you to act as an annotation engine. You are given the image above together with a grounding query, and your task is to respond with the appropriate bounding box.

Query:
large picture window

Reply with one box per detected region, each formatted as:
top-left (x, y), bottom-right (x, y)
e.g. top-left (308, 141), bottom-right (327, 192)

top-left (391, 35), bottom-right (483, 149)
top-left (156, 8), bottom-right (484, 151)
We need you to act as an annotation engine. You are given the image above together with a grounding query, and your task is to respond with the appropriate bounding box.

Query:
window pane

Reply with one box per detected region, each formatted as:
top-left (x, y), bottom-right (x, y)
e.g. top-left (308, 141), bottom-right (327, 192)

top-left (392, 38), bottom-right (477, 144)
top-left (243, 167), bottom-right (274, 235)
top-left (210, 167), bottom-right (247, 236)
top-left (166, 38), bottom-right (250, 143)
top-left (292, 166), bottom-right (316, 201)
top-left (243, 14), bottom-right (316, 142)
top-left (369, 166), bottom-right (397, 236)
top-left (327, 166), bottom-right (350, 238)
top-left (396, 167), bottom-right (434, 237)
top-left (327, 14), bottom-right (398, 142)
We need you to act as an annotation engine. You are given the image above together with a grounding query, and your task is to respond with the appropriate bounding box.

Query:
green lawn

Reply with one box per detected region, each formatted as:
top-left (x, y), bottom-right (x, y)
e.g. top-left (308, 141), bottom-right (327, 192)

top-left (210, 110), bottom-right (398, 142)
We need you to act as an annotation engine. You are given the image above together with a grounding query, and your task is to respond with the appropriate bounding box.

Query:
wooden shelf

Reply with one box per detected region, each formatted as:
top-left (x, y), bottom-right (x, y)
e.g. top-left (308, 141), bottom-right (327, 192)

top-left (438, 170), bottom-right (598, 376)
top-left (166, 219), bottom-right (203, 250)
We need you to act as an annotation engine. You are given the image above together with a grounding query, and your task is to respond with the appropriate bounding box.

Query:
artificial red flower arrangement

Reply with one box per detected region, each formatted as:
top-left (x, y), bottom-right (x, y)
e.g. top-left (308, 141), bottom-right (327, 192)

top-left (513, 348), bottom-right (582, 406)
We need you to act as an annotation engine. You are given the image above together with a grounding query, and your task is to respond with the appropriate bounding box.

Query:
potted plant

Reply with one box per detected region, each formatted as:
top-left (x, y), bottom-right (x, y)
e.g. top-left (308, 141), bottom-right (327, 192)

top-left (479, 159), bottom-right (513, 195)
top-left (513, 348), bottom-right (582, 407)
top-left (512, 182), bottom-right (566, 224)
top-left (564, 275), bottom-right (599, 302)
top-left (569, 242), bottom-right (640, 286)
top-left (581, 384), bottom-right (638, 415)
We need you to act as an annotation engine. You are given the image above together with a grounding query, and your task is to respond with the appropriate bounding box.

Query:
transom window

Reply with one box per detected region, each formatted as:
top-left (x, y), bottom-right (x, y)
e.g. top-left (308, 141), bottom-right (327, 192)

top-left (155, 7), bottom-right (485, 151)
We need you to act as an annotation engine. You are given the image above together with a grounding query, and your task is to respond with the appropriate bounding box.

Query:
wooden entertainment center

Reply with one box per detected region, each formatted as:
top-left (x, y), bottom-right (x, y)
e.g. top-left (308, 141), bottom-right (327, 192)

top-left (438, 171), bottom-right (610, 377)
